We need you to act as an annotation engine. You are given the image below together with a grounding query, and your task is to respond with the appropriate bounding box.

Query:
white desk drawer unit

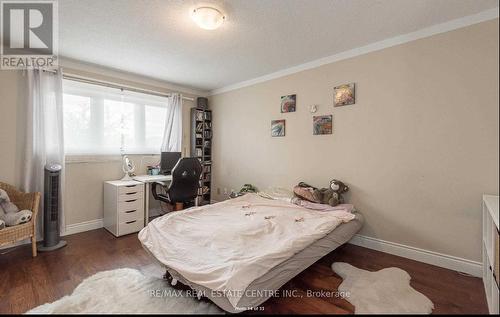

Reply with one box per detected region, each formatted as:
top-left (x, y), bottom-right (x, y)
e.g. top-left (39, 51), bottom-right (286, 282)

top-left (104, 180), bottom-right (145, 237)
top-left (483, 194), bottom-right (499, 314)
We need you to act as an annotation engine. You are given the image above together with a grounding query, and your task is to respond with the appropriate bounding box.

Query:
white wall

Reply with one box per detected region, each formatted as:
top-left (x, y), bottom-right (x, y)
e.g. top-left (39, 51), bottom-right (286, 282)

top-left (0, 71), bottom-right (26, 188)
top-left (209, 19), bottom-right (499, 262)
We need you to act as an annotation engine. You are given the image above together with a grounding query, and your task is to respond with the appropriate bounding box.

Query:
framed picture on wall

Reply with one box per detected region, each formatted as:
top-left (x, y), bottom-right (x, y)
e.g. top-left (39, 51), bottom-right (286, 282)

top-left (281, 94), bottom-right (296, 113)
top-left (271, 119), bottom-right (286, 137)
top-left (313, 115), bottom-right (332, 135)
top-left (334, 83), bottom-right (355, 107)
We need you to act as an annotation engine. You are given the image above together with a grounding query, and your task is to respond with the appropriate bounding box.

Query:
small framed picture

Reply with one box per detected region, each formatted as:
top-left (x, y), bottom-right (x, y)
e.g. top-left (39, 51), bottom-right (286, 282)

top-left (281, 94), bottom-right (296, 113)
top-left (313, 115), bottom-right (332, 135)
top-left (334, 83), bottom-right (355, 107)
top-left (271, 119), bottom-right (286, 137)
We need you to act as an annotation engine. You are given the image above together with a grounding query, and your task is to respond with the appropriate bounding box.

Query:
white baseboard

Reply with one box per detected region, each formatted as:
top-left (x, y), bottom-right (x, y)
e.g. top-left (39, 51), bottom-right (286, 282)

top-left (349, 234), bottom-right (482, 277)
top-left (63, 218), bottom-right (104, 236)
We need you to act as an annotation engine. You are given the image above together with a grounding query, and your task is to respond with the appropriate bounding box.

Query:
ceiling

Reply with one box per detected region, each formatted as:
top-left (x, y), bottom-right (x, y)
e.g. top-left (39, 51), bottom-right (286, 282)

top-left (59, 0), bottom-right (499, 92)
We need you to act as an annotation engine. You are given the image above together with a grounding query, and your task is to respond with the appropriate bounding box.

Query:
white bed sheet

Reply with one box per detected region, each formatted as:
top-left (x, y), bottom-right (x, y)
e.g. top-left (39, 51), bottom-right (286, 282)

top-left (138, 193), bottom-right (355, 309)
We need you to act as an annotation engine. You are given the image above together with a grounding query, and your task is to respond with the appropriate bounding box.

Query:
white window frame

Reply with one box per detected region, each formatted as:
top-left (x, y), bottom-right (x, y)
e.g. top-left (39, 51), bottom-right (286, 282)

top-left (63, 79), bottom-right (169, 159)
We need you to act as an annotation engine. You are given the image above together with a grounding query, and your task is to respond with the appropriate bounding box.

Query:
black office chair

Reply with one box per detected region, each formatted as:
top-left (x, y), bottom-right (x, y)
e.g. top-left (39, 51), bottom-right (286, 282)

top-left (151, 157), bottom-right (202, 209)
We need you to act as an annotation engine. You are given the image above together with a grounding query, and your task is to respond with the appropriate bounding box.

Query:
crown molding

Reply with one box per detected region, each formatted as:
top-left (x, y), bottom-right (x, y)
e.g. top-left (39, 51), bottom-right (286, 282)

top-left (210, 7), bottom-right (499, 96)
top-left (59, 57), bottom-right (209, 97)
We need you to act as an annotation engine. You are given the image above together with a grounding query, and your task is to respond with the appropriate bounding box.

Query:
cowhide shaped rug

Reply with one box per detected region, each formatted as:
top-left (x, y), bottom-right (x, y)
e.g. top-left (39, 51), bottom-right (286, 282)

top-left (26, 267), bottom-right (223, 314)
top-left (332, 262), bottom-right (434, 314)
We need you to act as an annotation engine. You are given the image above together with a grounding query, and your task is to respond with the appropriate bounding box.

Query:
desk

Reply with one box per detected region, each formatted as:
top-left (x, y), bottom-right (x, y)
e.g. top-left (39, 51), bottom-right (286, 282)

top-left (133, 175), bottom-right (172, 225)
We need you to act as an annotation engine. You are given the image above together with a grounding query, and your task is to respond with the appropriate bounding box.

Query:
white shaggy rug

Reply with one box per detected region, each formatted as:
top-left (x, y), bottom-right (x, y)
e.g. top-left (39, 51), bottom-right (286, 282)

top-left (26, 268), bottom-right (223, 314)
top-left (332, 262), bottom-right (434, 314)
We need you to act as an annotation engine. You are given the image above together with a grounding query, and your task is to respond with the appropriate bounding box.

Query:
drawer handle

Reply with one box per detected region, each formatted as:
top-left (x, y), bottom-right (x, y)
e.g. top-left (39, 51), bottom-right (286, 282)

top-left (125, 210), bottom-right (136, 214)
top-left (125, 185), bottom-right (136, 188)
top-left (126, 220), bottom-right (136, 224)
top-left (125, 199), bottom-right (137, 203)
top-left (125, 192), bottom-right (137, 195)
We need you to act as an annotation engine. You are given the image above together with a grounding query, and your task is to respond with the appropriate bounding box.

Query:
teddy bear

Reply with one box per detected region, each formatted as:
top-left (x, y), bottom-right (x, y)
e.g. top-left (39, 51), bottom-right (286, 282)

top-left (318, 179), bottom-right (349, 206)
top-left (0, 189), bottom-right (33, 227)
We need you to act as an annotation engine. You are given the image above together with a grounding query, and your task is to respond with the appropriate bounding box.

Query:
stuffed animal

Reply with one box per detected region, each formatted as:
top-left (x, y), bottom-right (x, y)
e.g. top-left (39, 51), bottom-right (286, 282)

top-left (229, 184), bottom-right (259, 199)
top-left (318, 179), bottom-right (349, 206)
top-left (0, 219), bottom-right (5, 230)
top-left (0, 189), bottom-right (33, 227)
top-left (239, 184), bottom-right (258, 194)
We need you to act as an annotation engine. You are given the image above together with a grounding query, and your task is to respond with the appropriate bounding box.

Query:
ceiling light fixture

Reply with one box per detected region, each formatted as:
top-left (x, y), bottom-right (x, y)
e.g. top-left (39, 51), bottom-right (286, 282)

top-left (191, 7), bottom-right (225, 30)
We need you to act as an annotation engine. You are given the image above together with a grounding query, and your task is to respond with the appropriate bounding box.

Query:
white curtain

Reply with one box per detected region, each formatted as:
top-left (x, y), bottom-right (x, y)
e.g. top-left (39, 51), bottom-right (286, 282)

top-left (160, 93), bottom-right (183, 152)
top-left (22, 69), bottom-right (65, 234)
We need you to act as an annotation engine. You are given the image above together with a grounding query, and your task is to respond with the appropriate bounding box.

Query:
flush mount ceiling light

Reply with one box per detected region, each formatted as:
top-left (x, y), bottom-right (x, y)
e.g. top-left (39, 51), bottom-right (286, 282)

top-left (191, 7), bottom-right (225, 30)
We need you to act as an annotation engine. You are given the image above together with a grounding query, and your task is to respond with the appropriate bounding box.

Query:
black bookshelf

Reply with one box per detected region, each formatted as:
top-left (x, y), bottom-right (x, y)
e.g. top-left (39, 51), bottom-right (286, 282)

top-left (191, 108), bottom-right (212, 205)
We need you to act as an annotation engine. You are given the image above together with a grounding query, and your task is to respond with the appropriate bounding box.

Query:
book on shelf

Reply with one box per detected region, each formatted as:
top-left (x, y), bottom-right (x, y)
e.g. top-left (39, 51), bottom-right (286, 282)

top-left (196, 111), bottom-right (204, 121)
top-left (196, 122), bottom-right (203, 132)
top-left (197, 186), bottom-right (210, 195)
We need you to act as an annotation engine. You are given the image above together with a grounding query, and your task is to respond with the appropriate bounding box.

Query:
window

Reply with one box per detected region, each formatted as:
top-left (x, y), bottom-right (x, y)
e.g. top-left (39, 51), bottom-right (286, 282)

top-left (63, 79), bottom-right (169, 155)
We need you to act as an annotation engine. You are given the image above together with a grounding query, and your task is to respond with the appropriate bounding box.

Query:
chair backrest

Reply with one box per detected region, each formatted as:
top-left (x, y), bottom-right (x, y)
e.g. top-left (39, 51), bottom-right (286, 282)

top-left (168, 158), bottom-right (203, 203)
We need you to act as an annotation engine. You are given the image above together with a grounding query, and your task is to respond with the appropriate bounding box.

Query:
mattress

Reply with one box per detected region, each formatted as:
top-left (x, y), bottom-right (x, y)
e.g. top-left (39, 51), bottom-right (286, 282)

top-left (139, 193), bottom-right (357, 308)
top-left (159, 213), bottom-right (364, 313)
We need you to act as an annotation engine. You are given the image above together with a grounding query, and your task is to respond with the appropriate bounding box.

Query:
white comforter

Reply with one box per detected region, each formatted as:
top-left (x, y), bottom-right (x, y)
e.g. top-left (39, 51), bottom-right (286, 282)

top-left (138, 193), bottom-right (354, 308)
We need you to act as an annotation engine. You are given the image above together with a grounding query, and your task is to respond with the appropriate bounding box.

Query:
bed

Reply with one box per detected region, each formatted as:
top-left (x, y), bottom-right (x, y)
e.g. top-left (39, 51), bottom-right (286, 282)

top-left (138, 193), bottom-right (363, 313)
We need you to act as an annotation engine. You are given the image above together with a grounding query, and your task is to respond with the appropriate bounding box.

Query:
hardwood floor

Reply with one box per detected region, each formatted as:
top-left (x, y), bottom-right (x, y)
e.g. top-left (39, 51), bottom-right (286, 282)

top-left (0, 228), bottom-right (488, 314)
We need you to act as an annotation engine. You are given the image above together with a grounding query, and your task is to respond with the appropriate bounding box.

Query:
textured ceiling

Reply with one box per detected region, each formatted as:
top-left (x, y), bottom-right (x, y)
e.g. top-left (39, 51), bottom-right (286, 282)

top-left (59, 0), bottom-right (499, 92)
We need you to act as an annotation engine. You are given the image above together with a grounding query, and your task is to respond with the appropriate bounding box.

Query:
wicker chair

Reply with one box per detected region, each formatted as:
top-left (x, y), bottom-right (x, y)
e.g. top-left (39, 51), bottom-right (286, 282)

top-left (0, 182), bottom-right (41, 257)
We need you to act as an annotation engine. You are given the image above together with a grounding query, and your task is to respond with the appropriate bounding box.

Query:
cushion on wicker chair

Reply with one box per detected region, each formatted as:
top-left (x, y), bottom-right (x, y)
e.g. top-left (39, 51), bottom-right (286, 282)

top-left (0, 188), bottom-right (33, 226)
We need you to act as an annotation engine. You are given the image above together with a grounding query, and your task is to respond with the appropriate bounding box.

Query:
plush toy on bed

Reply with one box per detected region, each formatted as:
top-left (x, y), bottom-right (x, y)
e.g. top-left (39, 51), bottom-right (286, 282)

top-left (0, 189), bottom-right (33, 227)
top-left (293, 179), bottom-right (349, 207)
top-left (229, 184), bottom-right (259, 199)
top-left (318, 179), bottom-right (350, 207)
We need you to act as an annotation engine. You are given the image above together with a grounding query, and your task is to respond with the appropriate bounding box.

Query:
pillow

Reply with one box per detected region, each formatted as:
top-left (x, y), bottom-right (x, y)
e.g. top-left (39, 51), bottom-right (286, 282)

top-left (258, 187), bottom-right (296, 203)
top-left (293, 184), bottom-right (321, 203)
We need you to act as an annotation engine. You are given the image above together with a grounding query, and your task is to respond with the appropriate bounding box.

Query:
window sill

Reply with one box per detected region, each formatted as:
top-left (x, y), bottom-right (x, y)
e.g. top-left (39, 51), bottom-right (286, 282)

top-left (65, 154), bottom-right (159, 164)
